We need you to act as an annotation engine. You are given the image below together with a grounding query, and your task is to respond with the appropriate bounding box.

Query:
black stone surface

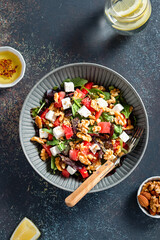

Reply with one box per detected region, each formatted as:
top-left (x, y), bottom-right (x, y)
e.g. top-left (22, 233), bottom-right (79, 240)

top-left (0, 0), bottom-right (160, 239)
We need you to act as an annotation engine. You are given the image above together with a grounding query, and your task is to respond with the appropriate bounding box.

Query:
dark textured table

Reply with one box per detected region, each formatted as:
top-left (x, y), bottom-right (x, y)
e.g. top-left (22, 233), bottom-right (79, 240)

top-left (0, 0), bottom-right (160, 239)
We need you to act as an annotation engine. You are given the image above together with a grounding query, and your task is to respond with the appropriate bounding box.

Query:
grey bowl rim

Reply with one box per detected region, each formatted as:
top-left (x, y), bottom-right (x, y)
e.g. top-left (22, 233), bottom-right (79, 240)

top-left (19, 62), bottom-right (149, 193)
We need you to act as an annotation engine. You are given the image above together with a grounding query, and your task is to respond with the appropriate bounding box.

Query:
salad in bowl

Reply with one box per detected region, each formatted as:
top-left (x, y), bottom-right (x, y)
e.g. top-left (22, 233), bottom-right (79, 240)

top-left (30, 77), bottom-right (135, 180)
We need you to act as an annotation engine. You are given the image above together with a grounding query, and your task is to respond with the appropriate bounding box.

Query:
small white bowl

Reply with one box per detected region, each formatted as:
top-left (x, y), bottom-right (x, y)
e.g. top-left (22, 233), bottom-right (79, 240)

top-left (137, 176), bottom-right (160, 218)
top-left (0, 46), bottom-right (26, 88)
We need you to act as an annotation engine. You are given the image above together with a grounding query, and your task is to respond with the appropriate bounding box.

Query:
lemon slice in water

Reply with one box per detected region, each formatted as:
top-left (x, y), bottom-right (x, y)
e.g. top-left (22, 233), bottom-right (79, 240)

top-left (112, 1), bottom-right (151, 31)
top-left (112, 0), bottom-right (142, 17)
top-left (114, 0), bottom-right (148, 22)
top-left (10, 217), bottom-right (41, 240)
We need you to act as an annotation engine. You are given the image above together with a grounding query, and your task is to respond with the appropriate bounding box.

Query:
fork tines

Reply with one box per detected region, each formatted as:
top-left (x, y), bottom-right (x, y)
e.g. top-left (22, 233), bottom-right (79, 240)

top-left (127, 127), bottom-right (144, 147)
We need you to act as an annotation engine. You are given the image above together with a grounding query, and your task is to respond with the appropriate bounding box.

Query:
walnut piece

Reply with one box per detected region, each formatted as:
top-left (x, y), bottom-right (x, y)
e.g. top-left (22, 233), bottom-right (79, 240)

top-left (78, 152), bottom-right (91, 165)
top-left (77, 132), bottom-right (92, 142)
top-left (104, 149), bottom-right (115, 161)
top-left (35, 116), bottom-right (43, 129)
top-left (40, 149), bottom-right (49, 161)
top-left (30, 136), bottom-right (47, 145)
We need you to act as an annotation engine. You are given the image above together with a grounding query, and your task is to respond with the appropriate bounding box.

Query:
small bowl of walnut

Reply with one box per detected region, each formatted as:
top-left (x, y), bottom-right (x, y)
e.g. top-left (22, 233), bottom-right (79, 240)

top-left (137, 176), bottom-right (160, 218)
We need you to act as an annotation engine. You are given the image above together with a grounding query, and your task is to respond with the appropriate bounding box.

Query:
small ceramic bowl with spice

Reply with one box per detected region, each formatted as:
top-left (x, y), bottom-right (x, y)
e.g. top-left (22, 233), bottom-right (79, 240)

top-left (0, 46), bottom-right (26, 88)
top-left (137, 176), bottom-right (160, 218)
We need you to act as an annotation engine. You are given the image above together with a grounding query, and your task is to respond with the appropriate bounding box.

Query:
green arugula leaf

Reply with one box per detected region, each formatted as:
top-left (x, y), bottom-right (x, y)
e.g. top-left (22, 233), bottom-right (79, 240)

top-left (73, 98), bottom-right (82, 108)
top-left (63, 77), bottom-right (88, 87)
top-left (30, 101), bottom-right (45, 118)
top-left (121, 104), bottom-right (131, 119)
top-left (111, 133), bottom-right (118, 139)
top-left (114, 124), bottom-right (123, 135)
top-left (31, 107), bottom-right (39, 118)
top-left (53, 86), bottom-right (58, 90)
top-left (102, 112), bottom-right (114, 122)
top-left (88, 88), bottom-right (110, 100)
top-left (57, 142), bottom-right (66, 151)
top-left (121, 147), bottom-right (128, 154)
top-left (103, 92), bottom-right (111, 100)
top-left (109, 86), bottom-right (115, 91)
top-left (47, 138), bottom-right (60, 146)
top-left (72, 103), bottom-right (80, 117)
top-left (51, 156), bottom-right (57, 174)
top-left (42, 128), bottom-right (53, 134)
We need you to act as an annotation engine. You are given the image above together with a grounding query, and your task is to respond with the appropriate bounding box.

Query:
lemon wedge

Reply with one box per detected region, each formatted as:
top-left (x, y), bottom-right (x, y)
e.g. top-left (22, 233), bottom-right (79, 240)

top-left (112, 0), bottom-right (142, 17)
top-left (10, 217), bottom-right (41, 240)
top-left (114, 0), bottom-right (148, 22)
top-left (112, 1), bottom-right (151, 31)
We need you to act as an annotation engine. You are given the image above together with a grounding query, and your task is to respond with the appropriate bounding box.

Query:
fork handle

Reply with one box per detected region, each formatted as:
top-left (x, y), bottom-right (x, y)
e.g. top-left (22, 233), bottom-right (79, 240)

top-left (65, 161), bottom-right (115, 207)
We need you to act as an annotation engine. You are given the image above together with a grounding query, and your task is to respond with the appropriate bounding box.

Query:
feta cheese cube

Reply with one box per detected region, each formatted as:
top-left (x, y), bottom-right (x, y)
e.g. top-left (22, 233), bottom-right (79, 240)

top-left (45, 110), bottom-right (56, 122)
top-left (64, 82), bottom-right (74, 92)
top-left (50, 146), bottom-right (61, 156)
top-left (97, 98), bottom-right (108, 108)
top-left (62, 97), bottom-right (72, 110)
top-left (119, 131), bottom-right (130, 143)
top-left (78, 106), bottom-right (91, 118)
top-left (113, 103), bottom-right (124, 112)
top-left (89, 143), bottom-right (100, 154)
top-left (53, 126), bottom-right (64, 139)
top-left (39, 129), bottom-right (48, 138)
top-left (67, 165), bottom-right (77, 175)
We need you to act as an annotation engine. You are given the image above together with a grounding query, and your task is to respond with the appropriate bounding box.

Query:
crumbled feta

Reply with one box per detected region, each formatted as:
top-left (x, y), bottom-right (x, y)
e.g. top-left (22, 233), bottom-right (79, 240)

top-left (78, 106), bottom-right (91, 118)
top-left (53, 126), bottom-right (65, 139)
top-left (64, 82), bottom-right (74, 92)
top-left (62, 97), bottom-right (72, 110)
top-left (119, 131), bottom-right (130, 143)
top-left (39, 129), bottom-right (48, 138)
top-left (45, 110), bottom-right (56, 122)
top-left (97, 98), bottom-right (108, 108)
top-left (89, 143), bottom-right (100, 154)
top-left (113, 103), bottom-right (124, 112)
top-left (50, 146), bottom-right (61, 156)
top-left (67, 165), bottom-right (77, 175)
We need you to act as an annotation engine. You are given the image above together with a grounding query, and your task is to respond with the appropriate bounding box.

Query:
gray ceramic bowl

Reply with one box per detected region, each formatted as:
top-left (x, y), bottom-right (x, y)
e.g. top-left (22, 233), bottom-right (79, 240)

top-left (19, 63), bottom-right (149, 192)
